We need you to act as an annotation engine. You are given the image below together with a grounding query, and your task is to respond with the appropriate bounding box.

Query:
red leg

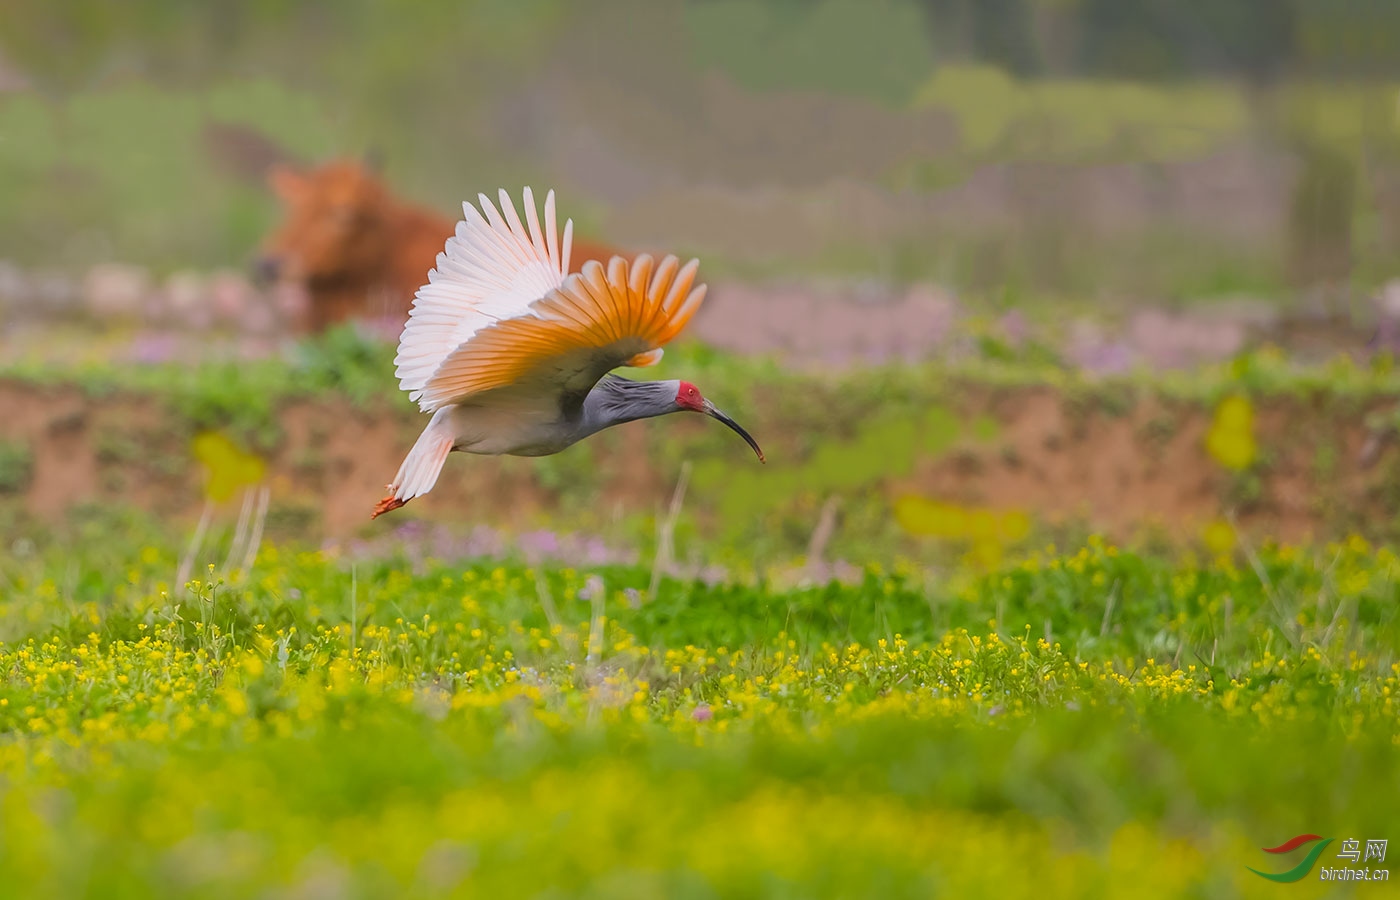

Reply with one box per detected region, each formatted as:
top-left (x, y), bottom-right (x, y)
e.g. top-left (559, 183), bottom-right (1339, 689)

top-left (371, 486), bottom-right (408, 519)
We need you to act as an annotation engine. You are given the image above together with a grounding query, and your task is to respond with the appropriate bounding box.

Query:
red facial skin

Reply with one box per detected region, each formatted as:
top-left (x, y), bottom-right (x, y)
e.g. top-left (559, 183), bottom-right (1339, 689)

top-left (675, 381), bottom-right (706, 412)
top-left (674, 380), bottom-right (766, 462)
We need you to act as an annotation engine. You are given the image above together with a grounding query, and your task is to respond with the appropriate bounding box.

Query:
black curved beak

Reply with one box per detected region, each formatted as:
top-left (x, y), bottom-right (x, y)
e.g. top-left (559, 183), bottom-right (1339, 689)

top-left (702, 400), bottom-right (765, 462)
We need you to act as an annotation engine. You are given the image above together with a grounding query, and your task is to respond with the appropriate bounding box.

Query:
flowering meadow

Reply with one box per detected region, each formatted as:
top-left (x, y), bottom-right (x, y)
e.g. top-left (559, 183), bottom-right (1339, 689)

top-left (8, 3), bottom-right (1400, 894)
top-left (1, 530), bottom-right (1396, 899)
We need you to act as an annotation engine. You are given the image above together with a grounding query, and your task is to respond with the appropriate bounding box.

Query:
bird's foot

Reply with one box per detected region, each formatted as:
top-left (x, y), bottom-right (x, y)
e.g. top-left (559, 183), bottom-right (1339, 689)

top-left (371, 486), bottom-right (407, 520)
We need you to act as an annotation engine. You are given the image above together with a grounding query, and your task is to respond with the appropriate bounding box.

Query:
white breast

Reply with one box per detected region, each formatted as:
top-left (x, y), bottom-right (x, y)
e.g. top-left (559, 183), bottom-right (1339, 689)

top-left (445, 396), bottom-right (579, 457)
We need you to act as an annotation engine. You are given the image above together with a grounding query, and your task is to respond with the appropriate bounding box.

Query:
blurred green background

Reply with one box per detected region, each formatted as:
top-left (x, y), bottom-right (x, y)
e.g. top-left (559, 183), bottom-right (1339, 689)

top-left (3, 0), bottom-right (1400, 304)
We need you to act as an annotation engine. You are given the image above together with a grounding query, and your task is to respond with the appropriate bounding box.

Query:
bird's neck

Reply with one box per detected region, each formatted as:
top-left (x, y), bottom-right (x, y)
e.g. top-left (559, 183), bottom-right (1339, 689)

top-left (576, 377), bottom-right (677, 441)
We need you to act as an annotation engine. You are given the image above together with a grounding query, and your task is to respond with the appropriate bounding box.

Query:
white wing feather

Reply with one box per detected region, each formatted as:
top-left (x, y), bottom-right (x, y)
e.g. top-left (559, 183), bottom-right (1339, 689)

top-left (393, 187), bottom-right (573, 407)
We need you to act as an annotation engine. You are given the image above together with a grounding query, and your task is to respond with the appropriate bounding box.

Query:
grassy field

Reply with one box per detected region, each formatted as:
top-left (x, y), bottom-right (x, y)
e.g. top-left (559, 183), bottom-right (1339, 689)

top-left (0, 521), bottom-right (1396, 897)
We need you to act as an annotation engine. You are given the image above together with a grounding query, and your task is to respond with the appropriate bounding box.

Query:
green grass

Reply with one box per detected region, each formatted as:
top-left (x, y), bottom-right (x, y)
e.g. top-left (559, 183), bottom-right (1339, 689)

top-left (0, 524), bottom-right (1396, 898)
top-left (0, 439), bottom-right (33, 494)
top-left (5, 326), bottom-right (1399, 440)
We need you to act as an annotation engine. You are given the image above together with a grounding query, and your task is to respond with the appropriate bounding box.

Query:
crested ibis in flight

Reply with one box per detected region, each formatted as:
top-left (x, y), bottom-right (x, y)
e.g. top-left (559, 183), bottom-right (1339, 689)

top-left (372, 187), bottom-right (765, 519)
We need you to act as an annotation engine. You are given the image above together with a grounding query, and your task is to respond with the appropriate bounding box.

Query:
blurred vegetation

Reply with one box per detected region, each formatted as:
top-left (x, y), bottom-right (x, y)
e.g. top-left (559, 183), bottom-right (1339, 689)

top-left (10, 327), bottom-right (1400, 437)
top-left (2, 1), bottom-right (1400, 301)
top-left (4, 331), bottom-right (1400, 564)
top-left (910, 66), bottom-right (1251, 163)
top-left (1288, 140), bottom-right (1356, 295)
top-left (0, 439), bottom-right (32, 494)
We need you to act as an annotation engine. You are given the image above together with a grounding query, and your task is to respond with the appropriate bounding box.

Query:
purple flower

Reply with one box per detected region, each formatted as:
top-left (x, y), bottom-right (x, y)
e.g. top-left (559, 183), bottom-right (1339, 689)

top-left (999, 310), bottom-right (1028, 348)
top-left (125, 333), bottom-right (179, 364)
top-left (518, 530), bottom-right (560, 563)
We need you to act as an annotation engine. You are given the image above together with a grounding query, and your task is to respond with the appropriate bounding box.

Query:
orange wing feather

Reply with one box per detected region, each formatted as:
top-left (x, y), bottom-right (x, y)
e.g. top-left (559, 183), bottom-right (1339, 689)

top-left (417, 253), bottom-right (706, 408)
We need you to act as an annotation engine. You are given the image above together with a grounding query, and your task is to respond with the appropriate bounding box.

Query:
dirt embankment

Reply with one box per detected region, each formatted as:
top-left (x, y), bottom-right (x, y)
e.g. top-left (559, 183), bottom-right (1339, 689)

top-left (901, 388), bottom-right (1390, 543)
top-left (1, 379), bottom-right (1395, 548)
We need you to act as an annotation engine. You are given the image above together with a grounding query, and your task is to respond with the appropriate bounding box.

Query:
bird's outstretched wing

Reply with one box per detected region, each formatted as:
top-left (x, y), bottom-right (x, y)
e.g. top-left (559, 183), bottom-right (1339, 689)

top-left (394, 187), bottom-right (573, 409)
top-left (413, 253), bottom-right (706, 411)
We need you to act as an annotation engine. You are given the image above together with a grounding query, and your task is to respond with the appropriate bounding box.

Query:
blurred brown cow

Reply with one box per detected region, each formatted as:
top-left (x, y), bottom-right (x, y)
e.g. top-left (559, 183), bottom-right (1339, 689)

top-left (256, 159), bottom-right (626, 333)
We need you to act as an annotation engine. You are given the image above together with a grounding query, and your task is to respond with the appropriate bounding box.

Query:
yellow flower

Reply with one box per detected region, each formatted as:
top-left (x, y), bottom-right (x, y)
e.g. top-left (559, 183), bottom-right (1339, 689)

top-left (1201, 519), bottom-right (1235, 556)
top-left (191, 431), bottom-right (267, 502)
top-left (1204, 395), bottom-right (1256, 470)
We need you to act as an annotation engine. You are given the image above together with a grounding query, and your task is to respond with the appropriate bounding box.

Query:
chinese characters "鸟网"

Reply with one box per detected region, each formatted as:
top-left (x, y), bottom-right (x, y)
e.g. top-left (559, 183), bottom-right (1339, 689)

top-left (1338, 839), bottom-right (1387, 864)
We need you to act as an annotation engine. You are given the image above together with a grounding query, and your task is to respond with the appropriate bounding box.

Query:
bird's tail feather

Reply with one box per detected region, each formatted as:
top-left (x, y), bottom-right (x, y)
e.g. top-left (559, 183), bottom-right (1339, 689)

top-left (372, 406), bottom-right (456, 519)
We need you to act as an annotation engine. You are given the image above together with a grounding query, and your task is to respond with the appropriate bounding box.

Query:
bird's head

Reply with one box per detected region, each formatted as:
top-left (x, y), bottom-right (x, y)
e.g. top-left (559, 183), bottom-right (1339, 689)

top-left (674, 381), bottom-right (765, 462)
